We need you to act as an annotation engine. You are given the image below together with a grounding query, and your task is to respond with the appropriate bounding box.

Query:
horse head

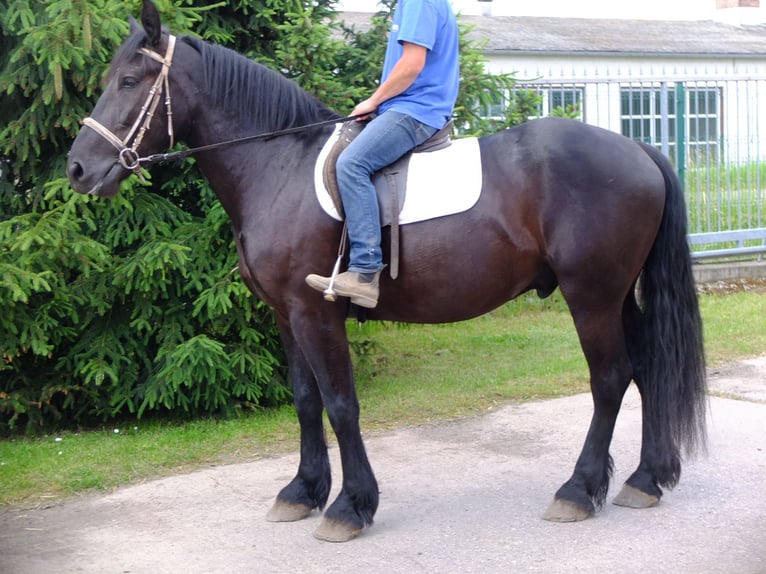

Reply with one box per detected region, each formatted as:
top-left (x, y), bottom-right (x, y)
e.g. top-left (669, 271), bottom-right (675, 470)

top-left (67, 0), bottom-right (180, 197)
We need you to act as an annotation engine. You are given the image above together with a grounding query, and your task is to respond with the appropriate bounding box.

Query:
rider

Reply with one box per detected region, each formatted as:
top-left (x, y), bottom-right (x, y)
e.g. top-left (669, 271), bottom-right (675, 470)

top-left (306, 0), bottom-right (460, 308)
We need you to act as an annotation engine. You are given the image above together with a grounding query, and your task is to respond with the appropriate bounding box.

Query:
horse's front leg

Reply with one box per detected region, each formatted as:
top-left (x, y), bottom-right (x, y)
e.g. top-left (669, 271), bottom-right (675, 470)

top-left (271, 311), bottom-right (379, 542)
top-left (266, 318), bottom-right (332, 522)
top-left (305, 318), bottom-right (379, 542)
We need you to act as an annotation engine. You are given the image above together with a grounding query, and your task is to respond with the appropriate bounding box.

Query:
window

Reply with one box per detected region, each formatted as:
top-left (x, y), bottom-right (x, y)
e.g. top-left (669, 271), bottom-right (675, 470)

top-left (620, 84), bottom-right (720, 164)
top-left (481, 86), bottom-right (584, 122)
top-left (547, 87), bottom-right (583, 119)
top-left (687, 88), bottom-right (721, 163)
top-left (481, 92), bottom-right (508, 121)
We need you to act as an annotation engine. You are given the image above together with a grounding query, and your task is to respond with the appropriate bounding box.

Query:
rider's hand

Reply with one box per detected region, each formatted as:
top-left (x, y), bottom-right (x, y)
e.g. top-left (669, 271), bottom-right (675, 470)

top-left (351, 98), bottom-right (379, 121)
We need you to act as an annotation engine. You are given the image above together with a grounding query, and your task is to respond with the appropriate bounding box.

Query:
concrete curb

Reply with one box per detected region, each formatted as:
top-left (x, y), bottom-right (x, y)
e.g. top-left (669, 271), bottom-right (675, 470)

top-left (693, 259), bottom-right (766, 283)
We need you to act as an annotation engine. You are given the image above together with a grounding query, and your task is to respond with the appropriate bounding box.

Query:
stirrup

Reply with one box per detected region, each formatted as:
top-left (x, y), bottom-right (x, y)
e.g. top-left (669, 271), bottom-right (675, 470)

top-left (323, 223), bottom-right (348, 302)
top-left (323, 255), bottom-right (343, 302)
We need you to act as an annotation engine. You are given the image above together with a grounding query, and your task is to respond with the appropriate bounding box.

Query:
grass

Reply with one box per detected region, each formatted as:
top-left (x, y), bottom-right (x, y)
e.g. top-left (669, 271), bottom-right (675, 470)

top-left (685, 161), bottom-right (764, 236)
top-left (0, 406), bottom-right (301, 509)
top-left (697, 287), bottom-right (766, 362)
top-left (1, 286), bottom-right (764, 509)
top-left (350, 291), bottom-right (588, 428)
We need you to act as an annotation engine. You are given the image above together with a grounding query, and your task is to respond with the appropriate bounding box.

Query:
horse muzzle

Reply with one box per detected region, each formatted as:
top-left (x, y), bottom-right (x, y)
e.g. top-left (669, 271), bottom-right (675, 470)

top-left (66, 155), bottom-right (123, 197)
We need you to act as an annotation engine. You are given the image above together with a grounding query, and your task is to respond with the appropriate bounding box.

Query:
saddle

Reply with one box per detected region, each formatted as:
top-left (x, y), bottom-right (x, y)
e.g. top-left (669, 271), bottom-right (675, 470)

top-left (322, 119), bottom-right (453, 279)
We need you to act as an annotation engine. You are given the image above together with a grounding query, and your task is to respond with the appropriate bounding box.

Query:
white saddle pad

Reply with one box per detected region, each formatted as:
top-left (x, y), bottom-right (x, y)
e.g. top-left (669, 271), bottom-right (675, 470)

top-left (313, 125), bottom-right (483, 224)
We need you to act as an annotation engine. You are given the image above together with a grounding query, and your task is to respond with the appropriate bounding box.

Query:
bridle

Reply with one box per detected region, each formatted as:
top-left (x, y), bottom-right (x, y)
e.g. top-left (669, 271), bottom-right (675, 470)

top-left (81, 35), bottom-right (177, 179)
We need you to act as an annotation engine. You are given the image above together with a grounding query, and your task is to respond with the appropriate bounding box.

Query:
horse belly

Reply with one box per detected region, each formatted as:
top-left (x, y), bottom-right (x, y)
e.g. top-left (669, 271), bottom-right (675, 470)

top-left (369, 212), bottom-right (548, 323)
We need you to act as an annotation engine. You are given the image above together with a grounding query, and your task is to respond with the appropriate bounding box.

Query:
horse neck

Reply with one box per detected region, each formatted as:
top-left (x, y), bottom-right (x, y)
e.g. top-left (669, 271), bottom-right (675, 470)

top-left (172, 37), bottom-right (338, 229)
top-left (187, 118), bottom-right (332, 232)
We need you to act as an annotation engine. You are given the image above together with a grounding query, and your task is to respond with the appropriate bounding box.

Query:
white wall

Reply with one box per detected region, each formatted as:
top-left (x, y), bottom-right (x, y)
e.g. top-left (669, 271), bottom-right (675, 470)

top-left (485, 53), bottom-right (766, 164)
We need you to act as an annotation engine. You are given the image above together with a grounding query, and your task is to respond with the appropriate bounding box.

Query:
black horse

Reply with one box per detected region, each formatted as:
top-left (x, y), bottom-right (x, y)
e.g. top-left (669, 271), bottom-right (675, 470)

top-left (67, 1), bottom-right (706, 542)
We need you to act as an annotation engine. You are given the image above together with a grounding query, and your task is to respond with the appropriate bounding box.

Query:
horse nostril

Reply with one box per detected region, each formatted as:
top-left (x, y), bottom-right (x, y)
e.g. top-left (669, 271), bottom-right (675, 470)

top-left (68, 160), bottom-right (84, 182)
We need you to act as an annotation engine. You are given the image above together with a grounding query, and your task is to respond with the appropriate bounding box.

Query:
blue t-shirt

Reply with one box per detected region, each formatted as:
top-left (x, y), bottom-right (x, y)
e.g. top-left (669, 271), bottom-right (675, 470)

top-left (378, 0), bottom-right (460, 130)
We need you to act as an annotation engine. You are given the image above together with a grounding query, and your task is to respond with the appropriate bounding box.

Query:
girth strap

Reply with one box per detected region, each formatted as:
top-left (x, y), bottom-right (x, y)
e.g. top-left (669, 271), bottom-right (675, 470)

top-left (384, 169), bottom-right (401, 280)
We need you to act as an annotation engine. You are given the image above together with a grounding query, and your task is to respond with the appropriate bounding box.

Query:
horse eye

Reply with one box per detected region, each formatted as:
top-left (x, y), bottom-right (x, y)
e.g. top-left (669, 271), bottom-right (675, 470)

top-left (120, 76), bottom-right (138, 89)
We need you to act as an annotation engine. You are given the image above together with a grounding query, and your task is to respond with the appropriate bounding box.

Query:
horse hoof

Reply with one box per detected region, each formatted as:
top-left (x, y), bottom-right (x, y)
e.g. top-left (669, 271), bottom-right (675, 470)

top-left (612, 484), bottom-right (660, 509)
top-left (266, 500), bottom-right (313, 522)
top-left (542, 498), bottom-right (593, 522)
top-left (313, 518), bottom-right (362, 542)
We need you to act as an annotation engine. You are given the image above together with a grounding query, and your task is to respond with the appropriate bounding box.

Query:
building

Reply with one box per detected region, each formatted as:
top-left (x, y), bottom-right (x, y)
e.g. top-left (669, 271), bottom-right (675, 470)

top-left (460, 9), bottom-right (766, 168)
top-left (341, 2), bottom-right (766, 244)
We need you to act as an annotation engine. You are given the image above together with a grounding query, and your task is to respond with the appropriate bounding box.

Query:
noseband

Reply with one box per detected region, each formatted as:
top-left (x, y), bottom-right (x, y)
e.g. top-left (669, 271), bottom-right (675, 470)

top-left (81, 35), bottom-right (176, 178)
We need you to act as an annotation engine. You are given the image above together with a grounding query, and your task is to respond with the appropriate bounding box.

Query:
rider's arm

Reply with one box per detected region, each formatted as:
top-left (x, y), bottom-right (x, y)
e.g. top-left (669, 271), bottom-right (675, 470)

top-left (352, 41), bottom-right (427, 118)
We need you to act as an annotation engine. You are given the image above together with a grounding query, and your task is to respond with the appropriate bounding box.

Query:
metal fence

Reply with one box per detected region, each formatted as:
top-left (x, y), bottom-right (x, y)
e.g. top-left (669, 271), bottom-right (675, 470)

top-left (511, 71), bottom-right (766, 260)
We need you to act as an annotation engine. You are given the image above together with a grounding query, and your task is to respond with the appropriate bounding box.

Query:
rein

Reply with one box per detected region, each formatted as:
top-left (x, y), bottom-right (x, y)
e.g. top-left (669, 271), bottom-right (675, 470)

top-left (80, 33), bottom-right (359, 173)
top-left (139, 115), bottom-right (359, 167)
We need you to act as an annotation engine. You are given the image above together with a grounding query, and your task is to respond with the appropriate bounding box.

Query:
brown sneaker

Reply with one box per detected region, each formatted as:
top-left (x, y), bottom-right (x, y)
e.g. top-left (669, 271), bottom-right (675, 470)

top-left (305, 270), bottom-right (380, 308)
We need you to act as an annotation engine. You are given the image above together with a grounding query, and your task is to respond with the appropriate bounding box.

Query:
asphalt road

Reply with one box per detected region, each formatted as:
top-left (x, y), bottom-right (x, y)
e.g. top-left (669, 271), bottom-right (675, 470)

top-left (1, 357), bottom-right (765, 574)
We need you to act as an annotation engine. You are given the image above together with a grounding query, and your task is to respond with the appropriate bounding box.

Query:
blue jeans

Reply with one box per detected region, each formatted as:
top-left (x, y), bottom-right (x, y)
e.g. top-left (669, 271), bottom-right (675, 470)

top-left (337, 111), bottom-right (438, 273)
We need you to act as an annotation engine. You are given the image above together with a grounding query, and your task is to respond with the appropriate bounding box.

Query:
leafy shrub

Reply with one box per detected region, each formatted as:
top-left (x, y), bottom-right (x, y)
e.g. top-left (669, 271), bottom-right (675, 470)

top-left (1, 168), bottom-right (288, 433)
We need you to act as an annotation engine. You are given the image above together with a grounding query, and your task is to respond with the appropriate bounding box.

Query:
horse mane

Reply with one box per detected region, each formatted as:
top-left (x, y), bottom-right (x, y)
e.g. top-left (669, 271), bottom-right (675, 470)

top-left (108, 26), bottom-right (340, 132)
top-left (180, 35), bottom-right (340, 132)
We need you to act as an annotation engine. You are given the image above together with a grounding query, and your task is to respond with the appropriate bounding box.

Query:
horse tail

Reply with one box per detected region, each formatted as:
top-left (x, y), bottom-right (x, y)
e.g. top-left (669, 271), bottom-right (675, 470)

top-left (633, 141), bottom-right (707, 488)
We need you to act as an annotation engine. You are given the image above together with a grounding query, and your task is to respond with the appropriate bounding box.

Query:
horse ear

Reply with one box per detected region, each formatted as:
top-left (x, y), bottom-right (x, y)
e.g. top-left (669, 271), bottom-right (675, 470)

top-left (141, 0), bottom-right (162, 47)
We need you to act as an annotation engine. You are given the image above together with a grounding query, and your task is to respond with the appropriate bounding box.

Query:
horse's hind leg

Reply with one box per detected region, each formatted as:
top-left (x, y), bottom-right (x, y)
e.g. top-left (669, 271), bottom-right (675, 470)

top-left (266, 319), bottom-right (332, 522)
top-left (611, 295), bottom-right (668, 509)
top-left (543, 300), bottom-right (633, 522)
